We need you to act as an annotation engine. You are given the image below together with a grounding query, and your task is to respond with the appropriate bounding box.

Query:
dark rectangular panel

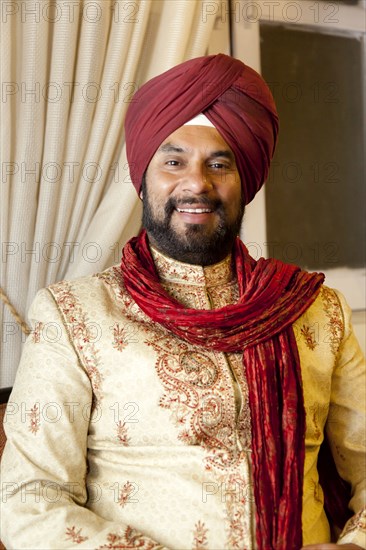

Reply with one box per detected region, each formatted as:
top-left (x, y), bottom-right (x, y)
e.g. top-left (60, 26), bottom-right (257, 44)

top-left (260, 23), bottom-right (365, 269)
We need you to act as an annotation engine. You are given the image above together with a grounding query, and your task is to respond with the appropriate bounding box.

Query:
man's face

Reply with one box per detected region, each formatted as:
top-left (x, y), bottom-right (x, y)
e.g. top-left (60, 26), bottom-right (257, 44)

top-left (142, 125), bottom-right (244, 266)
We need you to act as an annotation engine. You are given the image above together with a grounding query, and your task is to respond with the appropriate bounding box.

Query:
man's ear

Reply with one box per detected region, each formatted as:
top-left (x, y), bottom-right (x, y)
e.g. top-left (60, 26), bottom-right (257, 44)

top-left (140, 172), bottom-right (146, 200)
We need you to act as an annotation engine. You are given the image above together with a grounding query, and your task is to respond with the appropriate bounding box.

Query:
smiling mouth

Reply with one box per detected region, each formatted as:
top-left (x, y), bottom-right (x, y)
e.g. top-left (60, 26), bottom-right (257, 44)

top-left (176, 207), bottom-right (213, 214)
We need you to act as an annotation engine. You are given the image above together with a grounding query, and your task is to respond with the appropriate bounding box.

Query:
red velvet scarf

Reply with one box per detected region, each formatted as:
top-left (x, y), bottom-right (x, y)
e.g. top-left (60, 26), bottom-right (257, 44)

top-left (120, 230), bottom-right (325, 550)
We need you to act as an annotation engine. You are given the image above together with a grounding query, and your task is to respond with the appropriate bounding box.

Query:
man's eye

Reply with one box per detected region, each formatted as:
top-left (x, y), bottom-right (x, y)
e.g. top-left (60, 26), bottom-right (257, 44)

top-left (209, 162), bottom-right (227, 169)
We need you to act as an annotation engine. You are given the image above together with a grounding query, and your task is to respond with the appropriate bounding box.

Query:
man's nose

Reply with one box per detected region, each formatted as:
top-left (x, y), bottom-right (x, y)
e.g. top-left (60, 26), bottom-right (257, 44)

top-left (182, 166), bottom-right (212, 193)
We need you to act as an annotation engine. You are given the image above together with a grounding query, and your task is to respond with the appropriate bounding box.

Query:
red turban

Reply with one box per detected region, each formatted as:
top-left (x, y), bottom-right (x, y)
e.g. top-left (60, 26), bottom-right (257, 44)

top-left (125, 54), bottom-right (279, 205)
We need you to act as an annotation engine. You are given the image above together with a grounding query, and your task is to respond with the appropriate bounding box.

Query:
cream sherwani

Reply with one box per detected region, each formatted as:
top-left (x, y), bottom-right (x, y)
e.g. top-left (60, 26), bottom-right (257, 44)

top-left (1, 250), bottom-right (366, 549)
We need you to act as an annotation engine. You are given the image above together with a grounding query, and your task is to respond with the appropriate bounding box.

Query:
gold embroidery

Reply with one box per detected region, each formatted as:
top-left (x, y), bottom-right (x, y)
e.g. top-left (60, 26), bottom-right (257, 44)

top-left (28, 404), bottom-right (40, 434)
top-left (208, 284), bottom-right (239, 308)
top-left (112, 323), bottom-right (128, 352)
top-left (116, 420), bottom-right (130, 445)
top-left (226, 354), bottom-right (252, 451)
top-left (300, 324), bottom-right (318, 351)
top-left (151, 247), bottom-right (234, 287)
top-left (321, 287), bottom-right (344, 356)
top-left (117, 481), bottom-right (135, 507)
top-left (98, 268), bottom-right (152, 327)
top-left (98, 528), bottom-right (162, 549)
top-left (65, 526), bottom-right (88, 544)
top-left (160, 284), bottom-right (211, 310)
top-left (309, 405), bottom-right (322, 441)
top-left (146, 333), bottom-right (241, 471)
top-left (49, 282), bottom-right (104, 403)
top-left (222, 473), bottom-right (252, 548)
top-left (31, 322), bottom-right (43, 343)
top-left (192, 520), bottom-right (208, 549)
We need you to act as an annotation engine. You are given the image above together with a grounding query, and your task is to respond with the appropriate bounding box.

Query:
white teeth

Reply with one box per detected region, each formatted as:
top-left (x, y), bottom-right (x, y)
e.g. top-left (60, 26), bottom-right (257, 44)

top-left (176, 208), bottom-right (212, 213)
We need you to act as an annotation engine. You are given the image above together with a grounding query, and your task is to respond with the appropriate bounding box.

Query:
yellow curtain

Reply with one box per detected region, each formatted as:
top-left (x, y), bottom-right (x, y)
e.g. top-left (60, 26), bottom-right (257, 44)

top-left (1, 0), bottom-right (216, 386)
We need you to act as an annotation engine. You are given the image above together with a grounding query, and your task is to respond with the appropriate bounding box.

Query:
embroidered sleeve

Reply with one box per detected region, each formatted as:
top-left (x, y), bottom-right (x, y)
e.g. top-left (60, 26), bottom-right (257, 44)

top-left (0, 287), bottom-right (166, 550)
top-left (325, 290), bottom-right (366, 544)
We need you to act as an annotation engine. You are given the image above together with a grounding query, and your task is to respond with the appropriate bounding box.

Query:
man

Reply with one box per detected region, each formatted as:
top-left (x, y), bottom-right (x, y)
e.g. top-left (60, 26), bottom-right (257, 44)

top-left (1, 54), bottom-right (365, 549)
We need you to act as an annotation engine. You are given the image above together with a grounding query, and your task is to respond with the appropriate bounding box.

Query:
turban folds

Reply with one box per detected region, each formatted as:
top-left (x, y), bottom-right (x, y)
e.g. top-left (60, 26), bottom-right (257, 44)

top-left (125, 54), bottom-right (279, 205)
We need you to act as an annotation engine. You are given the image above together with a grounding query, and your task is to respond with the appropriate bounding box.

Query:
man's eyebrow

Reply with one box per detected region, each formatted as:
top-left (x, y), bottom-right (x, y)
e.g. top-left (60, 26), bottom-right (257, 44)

top-left (158, 143), bottom-right (186, 154)
top-left (157, 144), bottom-right (235, 160)
top-left (209, 150), bottom-right (235, 160)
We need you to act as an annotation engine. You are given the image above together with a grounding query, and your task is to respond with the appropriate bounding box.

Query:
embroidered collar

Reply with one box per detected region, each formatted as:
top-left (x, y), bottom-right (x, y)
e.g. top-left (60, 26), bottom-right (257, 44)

top-left (150, 246), bottom-right (234, 288)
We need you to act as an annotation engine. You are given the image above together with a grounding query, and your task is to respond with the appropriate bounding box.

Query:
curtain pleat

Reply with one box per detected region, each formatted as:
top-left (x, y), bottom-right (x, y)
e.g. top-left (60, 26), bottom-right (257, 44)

top-left (27, 3), bottom-right (82, 300)
top-left (1, 0), bottom-right (216, 386)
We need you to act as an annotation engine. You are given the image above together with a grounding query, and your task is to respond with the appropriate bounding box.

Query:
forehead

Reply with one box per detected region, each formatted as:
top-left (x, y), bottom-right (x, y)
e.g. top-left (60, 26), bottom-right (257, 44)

top-left (155, 125), bottom-right (234, 155)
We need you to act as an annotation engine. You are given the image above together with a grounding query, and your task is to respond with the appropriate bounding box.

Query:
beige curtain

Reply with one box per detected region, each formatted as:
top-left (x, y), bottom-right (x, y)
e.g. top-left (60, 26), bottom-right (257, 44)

top-left (1, 0), bottom-right (216, 387)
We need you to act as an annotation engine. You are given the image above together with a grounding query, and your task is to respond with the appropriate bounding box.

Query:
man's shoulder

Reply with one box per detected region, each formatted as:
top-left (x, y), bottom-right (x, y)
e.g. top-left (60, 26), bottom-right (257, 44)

top-left (295, 284), bottom-right (344, 324)
top-left (47, 264), bottom-right (125, 296)
top-left (294, 284), bottom-right (349, 357)
top-left (28, 265), bottom-right (128, 318)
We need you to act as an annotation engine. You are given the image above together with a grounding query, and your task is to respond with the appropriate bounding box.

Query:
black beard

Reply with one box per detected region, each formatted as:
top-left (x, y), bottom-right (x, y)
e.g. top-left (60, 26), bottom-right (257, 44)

top-left (141, 180), bottom-right (245, 266)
